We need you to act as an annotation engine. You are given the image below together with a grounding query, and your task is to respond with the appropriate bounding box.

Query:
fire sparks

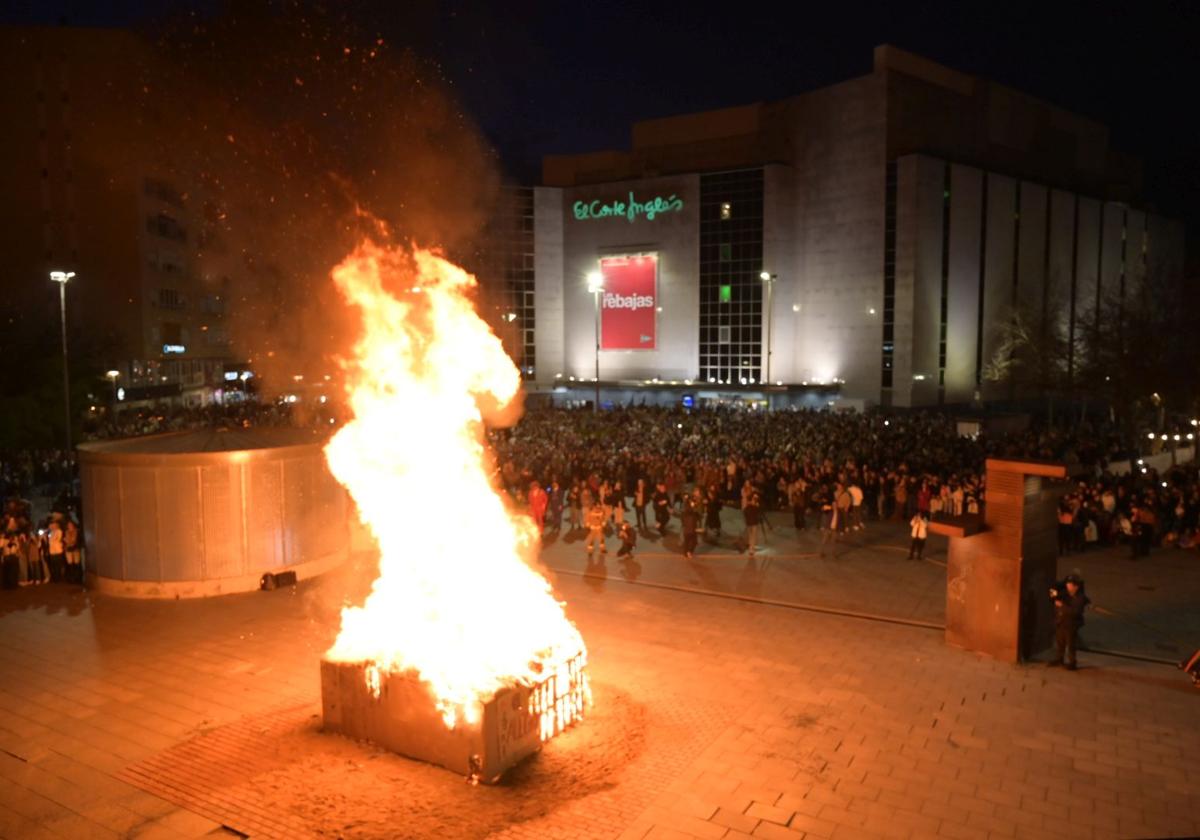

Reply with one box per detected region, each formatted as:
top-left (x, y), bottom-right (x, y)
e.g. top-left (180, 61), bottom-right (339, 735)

top-left (324, 242), bottom-right (588, 735)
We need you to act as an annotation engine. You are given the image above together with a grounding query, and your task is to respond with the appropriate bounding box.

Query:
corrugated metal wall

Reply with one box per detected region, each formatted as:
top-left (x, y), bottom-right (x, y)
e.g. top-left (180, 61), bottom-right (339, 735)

top-left (81, 447), bottom-right (348, 583)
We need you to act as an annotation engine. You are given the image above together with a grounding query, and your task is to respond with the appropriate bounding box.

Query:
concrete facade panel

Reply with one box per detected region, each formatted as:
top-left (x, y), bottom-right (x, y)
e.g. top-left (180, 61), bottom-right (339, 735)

top-left (1126, 209), bottom-right (1147, 295)
top-left (533, 187), bottom-right (565, 384)
top-left (791, 75), bottom-right (886, 397)
top-left (1099, 202), bottom-right (1125, 310)
top-left (560, 174), bottom-right (700, 382)
top-left (945, 163), bottom-right (983, 403)
top-left (890, 156), bottom-right (919, 405)
top-left (1047, 189), bottom-right (1077, 356)
top-left (1073, 197), bottom-right (1101, 345)
top-left (1016, 182), bottom-right (1048, 324)
top-left (763, 164), bottom-right (797, 384)
top-left (909, 155), bottom-right (945, 405)
top-left (980, 174), bottom-right (1016, 400)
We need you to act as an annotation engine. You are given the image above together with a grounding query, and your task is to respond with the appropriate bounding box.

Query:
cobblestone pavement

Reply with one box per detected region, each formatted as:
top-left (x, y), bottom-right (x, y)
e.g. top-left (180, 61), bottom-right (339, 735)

top-left (0, 526), bottom-right (1196, 839)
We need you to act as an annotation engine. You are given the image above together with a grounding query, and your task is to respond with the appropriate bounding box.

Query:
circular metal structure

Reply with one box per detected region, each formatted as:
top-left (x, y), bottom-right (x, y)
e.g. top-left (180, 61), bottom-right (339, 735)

top-left (78, 427), bottom-right (352, 597)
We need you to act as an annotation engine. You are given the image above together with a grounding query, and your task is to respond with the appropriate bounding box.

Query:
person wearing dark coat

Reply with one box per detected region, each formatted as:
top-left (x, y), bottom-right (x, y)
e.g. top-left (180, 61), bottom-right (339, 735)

top-left (681, 492), bottom-right (701, 559)
top-left (1049, 574), bottom-right (1089, 670)
top-left (742, 493), bottom-right (762, 556)
top-left (652, 483), bottom-right (671, 535)
top-left (704, 486), bottom-right (723, 539)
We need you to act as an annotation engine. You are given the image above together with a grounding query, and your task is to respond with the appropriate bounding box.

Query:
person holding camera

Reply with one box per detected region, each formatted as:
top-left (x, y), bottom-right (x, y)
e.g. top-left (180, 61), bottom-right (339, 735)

top-left (1049, 574), bottom-right (1090, 670)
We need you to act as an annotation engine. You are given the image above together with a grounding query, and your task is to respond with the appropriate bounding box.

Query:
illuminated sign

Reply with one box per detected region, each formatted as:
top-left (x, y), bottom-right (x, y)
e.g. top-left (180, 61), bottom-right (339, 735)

top-left (162, 343), bottom-right (186, 354)
top-left (599, 255), bottom-right (657, 350)
top-left (574, 192), bottom-right (683, 223)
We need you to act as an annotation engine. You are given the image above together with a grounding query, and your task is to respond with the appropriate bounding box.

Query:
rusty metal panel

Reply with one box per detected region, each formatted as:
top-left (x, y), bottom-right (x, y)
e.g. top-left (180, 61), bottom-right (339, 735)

top-left (321, 660), bottom-right (543, 782)
top-left (156, 467), bottom-right (204, 581)
top-left (120, 467), bottom-right (161, 581)
top-left (946, 458), bottom-right (1070, 662)
top-left (200, 463), bottom-right (245, 579)
top-left (945, 534), bottom-right (1021, 662)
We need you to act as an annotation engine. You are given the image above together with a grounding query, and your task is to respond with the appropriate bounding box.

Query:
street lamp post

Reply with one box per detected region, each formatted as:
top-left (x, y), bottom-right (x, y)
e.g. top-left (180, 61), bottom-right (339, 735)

top-left (587, 271), bottom-right (604, 413)
top-left (50, 270), bottom-right (75, 450)
top-left (759, 271), bottom-right (777, 388)
top-left (106, 370), bottom-right (120, 412)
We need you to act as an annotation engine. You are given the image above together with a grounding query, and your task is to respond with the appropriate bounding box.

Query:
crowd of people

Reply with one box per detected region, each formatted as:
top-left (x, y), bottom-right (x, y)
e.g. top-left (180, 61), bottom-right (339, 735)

top-left (83, 400), bottom-right (302, 441)
top-left (2, 401), bottom-right (1197, 591)
top-left (487, 405), bottom-right (1199, 561)
top-left (1, 498), bottom-right (84, 590)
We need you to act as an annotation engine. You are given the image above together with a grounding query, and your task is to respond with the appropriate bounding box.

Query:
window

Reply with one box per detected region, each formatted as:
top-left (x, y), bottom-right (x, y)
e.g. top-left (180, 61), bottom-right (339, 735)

top-left (487, 187), bottom-right (536, 379)
top-left (147, 212), bottom-right (186, 242)
top-left (700, 169), bottom-right (764, 384)
top-left (158, 288), bottom-right (184, 310)
top-left (881, 160), bottom-right (897, 391)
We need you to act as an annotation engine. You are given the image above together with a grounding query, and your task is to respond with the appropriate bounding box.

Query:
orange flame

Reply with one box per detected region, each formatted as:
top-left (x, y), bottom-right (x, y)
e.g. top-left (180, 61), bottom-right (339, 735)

top-left (323, 242), bottom-right (587, 731)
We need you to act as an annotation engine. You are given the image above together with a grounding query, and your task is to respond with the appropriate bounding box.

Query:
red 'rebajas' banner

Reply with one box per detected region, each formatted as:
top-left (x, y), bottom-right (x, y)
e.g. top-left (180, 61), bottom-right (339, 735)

top-left (599, 255), bottom-right (656, 350)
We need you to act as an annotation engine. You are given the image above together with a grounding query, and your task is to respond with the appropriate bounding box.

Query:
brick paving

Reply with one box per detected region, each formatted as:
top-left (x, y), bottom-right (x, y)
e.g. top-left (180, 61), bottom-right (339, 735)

top-left (0, 524), bottom-right (1196, 839)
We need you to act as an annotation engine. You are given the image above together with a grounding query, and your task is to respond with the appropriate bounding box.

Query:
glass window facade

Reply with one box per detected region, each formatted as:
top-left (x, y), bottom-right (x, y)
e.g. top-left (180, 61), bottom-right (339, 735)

top-left (699, 169), bottom-right (764, 384)
top-left (495, 187), bottom-right (536, 379)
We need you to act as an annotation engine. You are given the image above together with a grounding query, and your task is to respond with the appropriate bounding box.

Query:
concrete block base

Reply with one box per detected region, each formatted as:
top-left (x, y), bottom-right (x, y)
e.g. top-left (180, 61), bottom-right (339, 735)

top-left (320, 654), bottom-right (587, 782)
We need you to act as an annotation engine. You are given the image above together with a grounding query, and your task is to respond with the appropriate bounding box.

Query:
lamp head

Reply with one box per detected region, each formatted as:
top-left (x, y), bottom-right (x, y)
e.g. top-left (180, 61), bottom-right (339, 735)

top-left (49, 270), bottom-right (75, 284)
top-left (586, 271), bottom-right (604, 293)
top-left (105, 370), bottom-right (120, 380)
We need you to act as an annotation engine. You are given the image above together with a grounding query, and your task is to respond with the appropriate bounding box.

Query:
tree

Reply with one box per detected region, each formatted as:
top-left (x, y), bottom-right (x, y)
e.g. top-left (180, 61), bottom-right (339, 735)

top-left (1074, 262), bottom-right (1200, 441)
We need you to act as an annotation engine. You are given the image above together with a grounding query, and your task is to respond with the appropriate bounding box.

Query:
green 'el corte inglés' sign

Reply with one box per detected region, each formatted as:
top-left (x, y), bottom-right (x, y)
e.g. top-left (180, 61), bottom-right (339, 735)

top-left (573, 192), bottom-right (684, 223)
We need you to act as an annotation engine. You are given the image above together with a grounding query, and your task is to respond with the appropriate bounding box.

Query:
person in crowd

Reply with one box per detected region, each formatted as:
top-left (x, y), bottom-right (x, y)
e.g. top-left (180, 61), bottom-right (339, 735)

top-left (742, 491), bottom-right (762, 557)
top-left (528, 481), bottom-right (548, 536)
top-left (610, 480), bottom-right (627, 531)
top-left (1, 531), bottom-right (20, 589)
top-left (680, 489), bottom-right (702, 559)
top-left (633, 478), bottom-right (649, 530)
top-left (848, 478), bottom-right (864, 531)
top-left (567, 480), bottom-right (582, 532)
top-left (1058, 500), bottom-right (1076, 556)
top-left (1049, 574), bottom-right (1089, 670)
top-left (789, 475), bottom-right (807, 532)
top-left (584, 500), bottom-right (607, 555)
top-left (704, 485), bottom-right (723, 540)
top-left (653, 482), bottom-right (671, 535)
top-left (21, 530), bottom-right (46, 585)
top-left (64, 517), bottom-right (83, 584)
top-left (547, 479), bottom-right (563, 535)
top-left (908, 510), bottom-right (929, 560)
top-left (45, 517), bottom-right (65, 583)
top-left (616, 520), bottom-right (637, 560)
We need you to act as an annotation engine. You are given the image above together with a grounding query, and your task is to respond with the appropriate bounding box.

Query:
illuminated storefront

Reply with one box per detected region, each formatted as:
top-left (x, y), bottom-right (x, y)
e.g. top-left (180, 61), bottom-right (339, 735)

top-left (526, 46), bottom-right (1184, 408)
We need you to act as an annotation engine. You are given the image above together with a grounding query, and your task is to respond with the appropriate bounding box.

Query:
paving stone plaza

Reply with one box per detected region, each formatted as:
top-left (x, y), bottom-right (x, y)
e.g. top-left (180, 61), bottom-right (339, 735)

top-left (1, 515), bottom-right (1197, 839)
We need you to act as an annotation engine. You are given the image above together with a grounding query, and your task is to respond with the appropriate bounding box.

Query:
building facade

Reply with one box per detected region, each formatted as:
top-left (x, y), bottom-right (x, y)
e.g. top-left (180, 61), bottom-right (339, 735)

top-left (528, 46), bottom-right (1185, 407)
top-left (0, 26), bottom-right (237, 407)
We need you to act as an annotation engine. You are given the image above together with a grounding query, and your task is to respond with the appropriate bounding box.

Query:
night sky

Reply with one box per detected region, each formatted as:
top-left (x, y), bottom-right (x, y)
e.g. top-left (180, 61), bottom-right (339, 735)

top-left (3, 0), bottom-right (1198, 251)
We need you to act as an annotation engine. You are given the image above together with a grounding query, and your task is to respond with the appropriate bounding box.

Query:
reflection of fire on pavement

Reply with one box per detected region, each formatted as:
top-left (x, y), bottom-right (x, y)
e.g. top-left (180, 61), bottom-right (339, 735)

top-left (319, 242), bottom-right (589, 780)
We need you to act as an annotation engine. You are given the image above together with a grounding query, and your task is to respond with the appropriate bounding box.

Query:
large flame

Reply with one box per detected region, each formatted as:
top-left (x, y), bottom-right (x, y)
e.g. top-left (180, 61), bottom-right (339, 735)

top-left (324, 242), bottom-right (587, 730)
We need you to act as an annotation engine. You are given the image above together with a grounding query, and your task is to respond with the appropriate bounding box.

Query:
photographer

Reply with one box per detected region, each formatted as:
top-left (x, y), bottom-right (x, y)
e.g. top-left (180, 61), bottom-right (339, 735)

top-left (1049, 574), bottom-right (1090, 671)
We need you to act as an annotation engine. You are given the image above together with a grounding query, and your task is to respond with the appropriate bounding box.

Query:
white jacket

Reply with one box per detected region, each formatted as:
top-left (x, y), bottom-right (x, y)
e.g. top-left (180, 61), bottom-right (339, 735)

top-left (910, 516), bottom-right (928, 540)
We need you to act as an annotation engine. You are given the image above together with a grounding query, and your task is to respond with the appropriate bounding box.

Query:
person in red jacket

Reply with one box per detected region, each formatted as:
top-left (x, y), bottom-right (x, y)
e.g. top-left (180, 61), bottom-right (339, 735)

top-left (528, 481), bottom-right (548, 535)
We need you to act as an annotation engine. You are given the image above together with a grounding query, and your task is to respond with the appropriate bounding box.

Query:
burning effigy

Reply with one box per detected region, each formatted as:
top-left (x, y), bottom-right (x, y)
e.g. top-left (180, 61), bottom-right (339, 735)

top-left (319, 243), bottom-right (589, 782)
